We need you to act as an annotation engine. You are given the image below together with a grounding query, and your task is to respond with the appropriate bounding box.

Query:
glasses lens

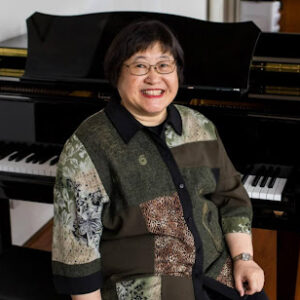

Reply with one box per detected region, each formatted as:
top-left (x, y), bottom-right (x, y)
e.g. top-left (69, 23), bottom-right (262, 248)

top-left (156, 61), bottom-right (175, 74)
top-left (130, 63), bottom-right (150, 75)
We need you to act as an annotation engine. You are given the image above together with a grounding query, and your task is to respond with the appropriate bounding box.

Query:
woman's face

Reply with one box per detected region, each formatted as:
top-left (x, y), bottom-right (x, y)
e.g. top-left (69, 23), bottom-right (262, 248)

top-left (117, 42), bottom-right (179, 125)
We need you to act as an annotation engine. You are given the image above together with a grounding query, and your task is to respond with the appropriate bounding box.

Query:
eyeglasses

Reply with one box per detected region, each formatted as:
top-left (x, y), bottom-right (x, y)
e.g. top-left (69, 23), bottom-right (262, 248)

top-left (123, 60), bottom-right (176, 76)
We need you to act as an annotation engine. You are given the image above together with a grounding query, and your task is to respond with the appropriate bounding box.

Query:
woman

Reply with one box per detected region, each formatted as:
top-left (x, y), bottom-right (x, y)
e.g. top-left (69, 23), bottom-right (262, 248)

top-left (52, 19), bottom-right (267, 300)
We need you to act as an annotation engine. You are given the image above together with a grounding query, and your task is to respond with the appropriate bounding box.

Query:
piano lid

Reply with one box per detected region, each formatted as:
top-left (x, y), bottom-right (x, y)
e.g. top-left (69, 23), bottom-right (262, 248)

top-left (23, 11), bottom-right (261, 93)
top-left (253, 32), bottom-right (300, 62)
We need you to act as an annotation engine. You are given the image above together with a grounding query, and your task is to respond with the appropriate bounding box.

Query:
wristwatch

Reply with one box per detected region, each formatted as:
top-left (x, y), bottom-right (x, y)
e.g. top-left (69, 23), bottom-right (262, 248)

top-left (232, 252), bottom-right (253, 262)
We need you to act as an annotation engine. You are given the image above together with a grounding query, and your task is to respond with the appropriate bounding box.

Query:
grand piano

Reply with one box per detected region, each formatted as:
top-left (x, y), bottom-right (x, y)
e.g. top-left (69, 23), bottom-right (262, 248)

top-left (0, 11), bottom-right (299, 300)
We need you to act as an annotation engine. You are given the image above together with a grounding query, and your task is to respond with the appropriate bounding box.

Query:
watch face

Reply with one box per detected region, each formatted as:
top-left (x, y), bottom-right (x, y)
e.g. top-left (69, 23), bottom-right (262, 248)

top-left (242, 253), bottom-right (250, 260)
top-left (233, 253), bottom-right (253, 262)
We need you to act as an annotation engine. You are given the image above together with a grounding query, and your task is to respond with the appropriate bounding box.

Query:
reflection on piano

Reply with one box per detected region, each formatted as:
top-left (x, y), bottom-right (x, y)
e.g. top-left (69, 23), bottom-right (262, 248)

top-left (0, 11), bottom-right (300, 300)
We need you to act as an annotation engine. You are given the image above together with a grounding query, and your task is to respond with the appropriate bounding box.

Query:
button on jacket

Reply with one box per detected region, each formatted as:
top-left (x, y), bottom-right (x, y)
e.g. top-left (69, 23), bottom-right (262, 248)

top-left (52, 99), bottom-right (252, 299)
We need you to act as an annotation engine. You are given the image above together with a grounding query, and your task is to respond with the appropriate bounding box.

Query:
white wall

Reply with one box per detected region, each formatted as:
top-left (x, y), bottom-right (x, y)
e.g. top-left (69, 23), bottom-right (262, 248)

top-left (0, 0), bottom-right (89, 42)
top-left (0, 0), bottom-right (207, 42)
top-left (240, 1), bottom-right (281, 32)
top-left (10, 200), bottom-right (53, 246)
top-left (85, 0), bottom-right (207, 20)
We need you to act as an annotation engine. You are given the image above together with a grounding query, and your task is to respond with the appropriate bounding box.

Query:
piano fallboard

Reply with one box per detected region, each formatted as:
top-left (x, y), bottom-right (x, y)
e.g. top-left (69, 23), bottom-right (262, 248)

top-left (0, 172), bottom-right (54, 203)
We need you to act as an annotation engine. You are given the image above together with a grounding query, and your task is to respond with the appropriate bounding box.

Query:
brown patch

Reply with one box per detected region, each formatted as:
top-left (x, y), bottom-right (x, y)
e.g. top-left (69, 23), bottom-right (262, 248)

top-left (216, 257), bottom-right (234, 288)
top-left (140, 194), bottom-right (195, 276)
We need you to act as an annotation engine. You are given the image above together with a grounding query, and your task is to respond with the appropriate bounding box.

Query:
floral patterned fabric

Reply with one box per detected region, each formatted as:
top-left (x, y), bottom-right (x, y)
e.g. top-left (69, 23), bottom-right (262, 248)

top-left (52, 134), bottom-right (109, 268)
top-left (116, 276), bottom-right (161, 300)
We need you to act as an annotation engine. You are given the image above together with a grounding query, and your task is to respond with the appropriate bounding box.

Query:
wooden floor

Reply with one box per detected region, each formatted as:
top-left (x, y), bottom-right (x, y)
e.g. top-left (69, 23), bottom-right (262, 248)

top-left (24, 220), bottom-right (300, 300)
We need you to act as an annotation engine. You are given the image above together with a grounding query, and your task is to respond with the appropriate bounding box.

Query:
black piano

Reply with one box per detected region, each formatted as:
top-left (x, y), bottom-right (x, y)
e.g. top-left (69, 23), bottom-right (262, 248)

top-left (0, 11), bottom-right (299, 300)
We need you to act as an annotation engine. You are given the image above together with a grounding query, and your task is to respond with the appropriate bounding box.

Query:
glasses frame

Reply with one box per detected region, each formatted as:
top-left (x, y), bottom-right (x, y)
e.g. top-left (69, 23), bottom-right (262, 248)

top-left (123, 60), bottom-right (176, 76)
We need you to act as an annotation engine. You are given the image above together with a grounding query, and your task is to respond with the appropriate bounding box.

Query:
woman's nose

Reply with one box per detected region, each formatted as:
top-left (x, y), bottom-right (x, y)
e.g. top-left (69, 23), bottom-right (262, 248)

top-left (144, 66), bottom-right (160, 83)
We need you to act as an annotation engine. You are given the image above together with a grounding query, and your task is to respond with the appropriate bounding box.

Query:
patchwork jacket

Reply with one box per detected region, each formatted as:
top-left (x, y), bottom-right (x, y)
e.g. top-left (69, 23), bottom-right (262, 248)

top-left (52, 100), bottom-right (252, 299)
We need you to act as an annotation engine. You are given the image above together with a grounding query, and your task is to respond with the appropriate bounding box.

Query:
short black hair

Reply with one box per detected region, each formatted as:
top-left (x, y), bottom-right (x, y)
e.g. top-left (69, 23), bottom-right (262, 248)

top-left (104, 19), bottom-right (184, 87)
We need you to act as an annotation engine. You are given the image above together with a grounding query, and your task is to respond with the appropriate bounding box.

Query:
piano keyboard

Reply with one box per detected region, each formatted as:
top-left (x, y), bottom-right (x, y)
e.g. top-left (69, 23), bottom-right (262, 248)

top-left (0, 143), bottom-right (291, 202)
top-left (241, 165), bottom-right (290, 201)
top-left (0, 142), bottom-right (60, 177)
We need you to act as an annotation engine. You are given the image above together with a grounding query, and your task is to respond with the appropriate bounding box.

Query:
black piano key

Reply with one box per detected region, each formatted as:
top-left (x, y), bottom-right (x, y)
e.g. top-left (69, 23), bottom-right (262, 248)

top-left (8, 151), bottom-right (19, 161)
top-left (15, 153), bottom-right (30, 162)
top-left (0, 142), bottom-right (8, 157)
top-left (0, 149), bottom-right (15, 159)
top-left (44, 149), bottom-right (60, 163)
top-left (25, 153), bottom-right (36, 163)
top-left (260, 166), bottom-right (274, 187)
top-left (25, 146), bottom-right (41, 163)
top-left (1, 143), bottom-right (29, 160)
top-left (268, 167), bottom-right (281, 188)
top-left (0, 149), bottom-right (14, 159)
top-left (50, 156), bottom-right (59, 166)
top-left (251, 166), bottom-right (266, 186)
top-left (242, 165), bottom-right (253, 184)
top-left (38, 153), bottom-right (54, 164)
top-left (31, 155), bottom-right (40, 164)
top-left (13, 148), bottom-right (34, 162)
top-left (242, 174), bottom-right (249, 184)
top-left (37, 146), bottom-right (59, 164)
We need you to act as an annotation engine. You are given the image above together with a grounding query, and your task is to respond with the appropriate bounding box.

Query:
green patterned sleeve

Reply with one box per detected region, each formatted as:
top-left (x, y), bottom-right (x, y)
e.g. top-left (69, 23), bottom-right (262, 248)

top-left (52, 134), bottom-right (109, 295)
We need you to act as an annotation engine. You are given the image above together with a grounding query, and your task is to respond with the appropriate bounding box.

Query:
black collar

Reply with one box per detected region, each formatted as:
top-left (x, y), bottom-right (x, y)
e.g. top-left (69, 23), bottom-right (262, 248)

top-left (105, 98), bottom-right (182, 143)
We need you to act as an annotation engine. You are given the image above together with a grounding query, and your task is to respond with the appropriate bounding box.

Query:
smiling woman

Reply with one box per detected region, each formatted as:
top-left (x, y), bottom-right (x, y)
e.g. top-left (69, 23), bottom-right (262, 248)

top-left (103, 20), bottom-right (183, 126)
top-left (52, 19), bottom-right (268, 300)
top-left (116, 42), bottom-right (179, 126)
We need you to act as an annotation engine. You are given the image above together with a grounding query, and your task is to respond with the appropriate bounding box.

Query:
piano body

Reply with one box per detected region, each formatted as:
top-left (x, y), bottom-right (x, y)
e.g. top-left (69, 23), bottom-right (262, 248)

top-left (187, 31), bottom-right (300, 232)
top-left (0, 11), bottom-right (299, 300)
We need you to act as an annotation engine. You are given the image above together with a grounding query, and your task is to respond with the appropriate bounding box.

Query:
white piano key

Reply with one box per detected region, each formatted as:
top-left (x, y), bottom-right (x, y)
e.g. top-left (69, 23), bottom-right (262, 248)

top-left (243, 175), bottom-right (256, 198)
top-left (43, 155), bottom-right (58, 177)
top-left (266, 178), bottom-right (280, 200)
top-left (273, 178), bottom-right (287, 201)
top-left (0, 151), bottom-right (18, 171)
top-left (251, 177), bottom-right (264, 199)
top-left (259, 177), bottom-right (271, 199)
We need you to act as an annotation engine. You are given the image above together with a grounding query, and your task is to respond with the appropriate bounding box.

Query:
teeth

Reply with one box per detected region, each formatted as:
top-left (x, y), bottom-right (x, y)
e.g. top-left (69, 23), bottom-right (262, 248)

top-left (143, 90), bottom-right (163, 96)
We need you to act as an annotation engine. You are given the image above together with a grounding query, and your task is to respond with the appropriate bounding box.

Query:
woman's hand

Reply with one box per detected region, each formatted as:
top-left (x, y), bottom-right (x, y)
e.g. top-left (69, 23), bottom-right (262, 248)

top-left (233, 260), bottom-right (265, 297)
top-left (225, 232), bottom-right (265, 297)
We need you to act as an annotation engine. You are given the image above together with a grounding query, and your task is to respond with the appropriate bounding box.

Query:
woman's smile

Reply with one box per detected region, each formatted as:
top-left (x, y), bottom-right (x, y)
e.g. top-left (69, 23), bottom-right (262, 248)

top-left (141, 89), bottom-right (165, 97)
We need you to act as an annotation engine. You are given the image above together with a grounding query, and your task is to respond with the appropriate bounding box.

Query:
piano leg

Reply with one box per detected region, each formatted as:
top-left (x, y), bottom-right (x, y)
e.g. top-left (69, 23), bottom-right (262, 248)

top-left (253, 229), bottom-right (300, 300)
top-left (277, 230), bottom-right (300, 300)
top-left (252, 228), bottom-right (277, 300)
top-left (294, 238), bottom-right (300, 300)
top-left (0, 198), bottom-right (12, 255)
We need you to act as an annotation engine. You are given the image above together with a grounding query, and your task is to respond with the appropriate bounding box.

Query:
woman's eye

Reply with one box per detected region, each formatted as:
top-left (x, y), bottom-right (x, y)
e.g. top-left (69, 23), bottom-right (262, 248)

top-left (159, 62), bottom-right (171, 69)
top-left (134, 63), bottom-right (147, 69)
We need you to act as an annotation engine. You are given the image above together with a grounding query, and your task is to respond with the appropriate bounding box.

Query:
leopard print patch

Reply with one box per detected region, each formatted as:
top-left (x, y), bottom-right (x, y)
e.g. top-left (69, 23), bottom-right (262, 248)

top-left (140, 193), bottom-right (195, 276)
top-left (216, 257), bottom-right (234, 288)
